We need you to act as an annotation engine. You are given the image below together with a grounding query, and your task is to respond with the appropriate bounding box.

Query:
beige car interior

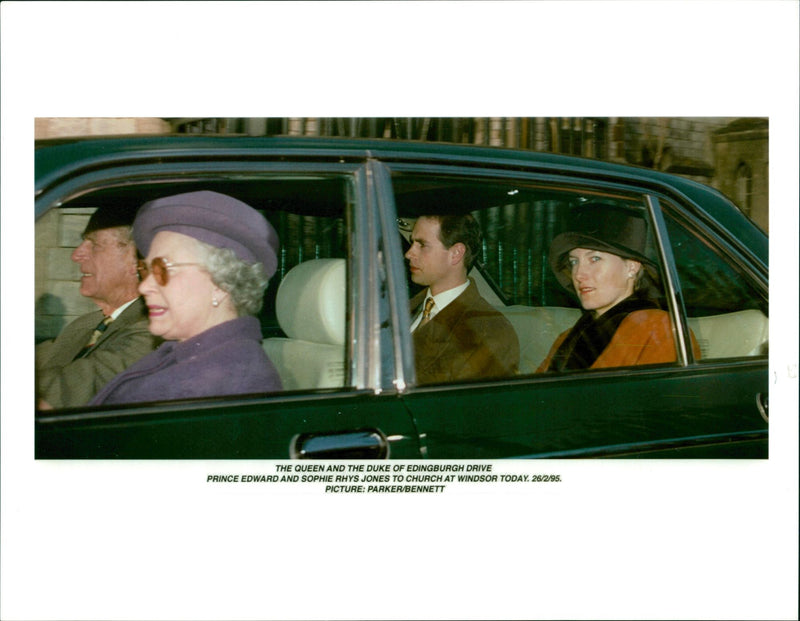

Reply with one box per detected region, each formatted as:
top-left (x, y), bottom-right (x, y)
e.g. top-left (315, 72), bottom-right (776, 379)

top-left (263, 258), bottom-right (347, 391)
top-left (263, 238), bottom-right (768, 389)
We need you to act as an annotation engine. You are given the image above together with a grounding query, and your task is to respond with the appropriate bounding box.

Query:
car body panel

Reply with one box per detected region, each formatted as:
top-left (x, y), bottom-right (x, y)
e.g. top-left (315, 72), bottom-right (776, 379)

top-left (35, 390), bottom-right (423, 459)
top-left (34, 136), bottom-right (769, 459)
top-left (400, 362), bottom-right (768, 459)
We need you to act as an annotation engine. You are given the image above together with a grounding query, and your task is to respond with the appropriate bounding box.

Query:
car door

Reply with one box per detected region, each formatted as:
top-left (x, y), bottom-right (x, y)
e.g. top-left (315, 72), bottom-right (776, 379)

top-left (35, 145), bottom-right (423, 459)
top-left (382, 163), bottom-right (768, 458)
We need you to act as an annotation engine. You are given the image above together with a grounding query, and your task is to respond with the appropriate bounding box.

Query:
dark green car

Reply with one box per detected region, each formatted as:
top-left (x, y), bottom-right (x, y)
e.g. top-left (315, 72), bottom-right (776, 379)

top-left (35, 136), bottom-right (768, 458)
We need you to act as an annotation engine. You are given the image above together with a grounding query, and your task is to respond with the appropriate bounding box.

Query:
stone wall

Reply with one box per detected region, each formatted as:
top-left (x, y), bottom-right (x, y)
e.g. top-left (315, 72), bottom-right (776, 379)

top-left (35, 208), bottom-right (98, 341)
top-left (35, 117), bottom-right (170, 140)
top-left (619, 117), bottom-right (734, 178)
top-left (613, 117), bottom-right (769, 232)
top-left (712, 119), bottom-right (769, 232)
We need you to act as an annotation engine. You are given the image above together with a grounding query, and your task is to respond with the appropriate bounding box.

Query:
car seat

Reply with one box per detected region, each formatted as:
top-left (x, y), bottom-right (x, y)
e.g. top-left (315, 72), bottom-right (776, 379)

top-left (263, 258), bottom-right (347, 390)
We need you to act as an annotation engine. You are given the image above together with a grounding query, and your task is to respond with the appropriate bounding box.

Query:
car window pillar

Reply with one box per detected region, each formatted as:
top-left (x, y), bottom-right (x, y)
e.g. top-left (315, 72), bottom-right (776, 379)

top-left (368, 159), bottom-right (416, 392)
top-left (350, 165), bottom-right (376, 390)
top-left (646, 194), bottom-right (693, 364)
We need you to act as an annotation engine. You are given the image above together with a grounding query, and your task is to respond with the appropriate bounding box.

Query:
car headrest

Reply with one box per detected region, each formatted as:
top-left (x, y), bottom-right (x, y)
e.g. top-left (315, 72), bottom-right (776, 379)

top-left (275, 258), bottom-right (346, 346)
top-left (397, 217), bottom-right (416, 243)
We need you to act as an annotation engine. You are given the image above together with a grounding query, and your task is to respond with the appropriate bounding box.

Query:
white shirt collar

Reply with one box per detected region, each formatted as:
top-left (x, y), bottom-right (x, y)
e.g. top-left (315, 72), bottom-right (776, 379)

top-left (428, 280), bottom-right (470, 313)
top-left (109, 297), bottom-right (139, 320)
top-left (411, 280), bottom-right (470, 331)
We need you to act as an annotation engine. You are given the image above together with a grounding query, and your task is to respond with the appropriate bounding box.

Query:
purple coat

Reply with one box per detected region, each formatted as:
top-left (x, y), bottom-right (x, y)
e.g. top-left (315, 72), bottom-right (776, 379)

top-left (90, 316), bottom-right (281, 405)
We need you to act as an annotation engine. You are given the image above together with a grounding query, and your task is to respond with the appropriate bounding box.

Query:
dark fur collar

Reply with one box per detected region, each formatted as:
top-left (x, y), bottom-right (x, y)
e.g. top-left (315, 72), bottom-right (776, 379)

top-left (549, 296), bottom-right (659, 371)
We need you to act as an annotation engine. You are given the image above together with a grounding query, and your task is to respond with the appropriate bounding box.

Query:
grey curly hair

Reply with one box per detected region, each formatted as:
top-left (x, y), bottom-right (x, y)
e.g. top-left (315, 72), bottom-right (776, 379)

top-left (193, 239), bottom-right (271, 316)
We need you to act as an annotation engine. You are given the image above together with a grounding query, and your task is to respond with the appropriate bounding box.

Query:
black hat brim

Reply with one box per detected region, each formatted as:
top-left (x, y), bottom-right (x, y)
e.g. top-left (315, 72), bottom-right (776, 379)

top-left (549, 231), bottom-right (660, 291)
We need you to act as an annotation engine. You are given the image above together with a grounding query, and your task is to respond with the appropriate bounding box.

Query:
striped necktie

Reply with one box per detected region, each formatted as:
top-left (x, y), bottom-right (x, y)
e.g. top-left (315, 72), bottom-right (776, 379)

top-left (74, 316), bottom-right (113, 360)
top-left (419, 297), bottom-right (435, 328)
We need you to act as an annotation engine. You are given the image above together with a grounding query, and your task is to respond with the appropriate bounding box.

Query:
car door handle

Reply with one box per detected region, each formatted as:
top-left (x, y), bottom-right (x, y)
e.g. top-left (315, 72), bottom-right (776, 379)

top-left (756, 392), bottom-right (768, 423)
top-left (291, 429), bottom-right (389, 459)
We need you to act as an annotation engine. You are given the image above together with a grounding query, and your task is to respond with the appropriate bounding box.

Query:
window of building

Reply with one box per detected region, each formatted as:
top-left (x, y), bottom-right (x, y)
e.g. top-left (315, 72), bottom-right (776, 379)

top-left (735, 161), bottom-right (753, 216)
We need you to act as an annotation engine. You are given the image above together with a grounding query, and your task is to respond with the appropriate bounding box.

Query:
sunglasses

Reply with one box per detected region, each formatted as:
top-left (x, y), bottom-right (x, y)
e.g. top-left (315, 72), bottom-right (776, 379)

top-left (137, 257), bottom-right (201, 286)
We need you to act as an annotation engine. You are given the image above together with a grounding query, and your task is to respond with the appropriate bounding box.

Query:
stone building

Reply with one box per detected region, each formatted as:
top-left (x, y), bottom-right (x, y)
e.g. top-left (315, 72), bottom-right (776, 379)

top-left (163, 116), bottom-right (768, 229)
top-left (711, 118), bottom-right (769, 232)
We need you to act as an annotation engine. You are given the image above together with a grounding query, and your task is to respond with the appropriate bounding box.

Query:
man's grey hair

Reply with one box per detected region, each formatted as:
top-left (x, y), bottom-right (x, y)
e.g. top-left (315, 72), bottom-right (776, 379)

top-left (111, 225), bottom-right (135, 246)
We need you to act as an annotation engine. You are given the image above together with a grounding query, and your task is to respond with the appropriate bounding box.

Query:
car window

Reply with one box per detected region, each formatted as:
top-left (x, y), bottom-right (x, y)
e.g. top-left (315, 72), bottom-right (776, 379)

top-left (35, 174), bottom-right (356, 407)
top-left (260, 190), bottom-right (352, 391)
top-left (391, 172), bottom-right (682, 378)
top-left (661, 202), bottom-right (768, 360)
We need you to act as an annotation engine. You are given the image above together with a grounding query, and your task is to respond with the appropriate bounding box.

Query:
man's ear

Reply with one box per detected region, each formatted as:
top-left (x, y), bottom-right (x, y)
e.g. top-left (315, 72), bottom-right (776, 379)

top-left (126, 246), bottom-right (140, 276)
top-left (449, 242), bottom-right (466, 266)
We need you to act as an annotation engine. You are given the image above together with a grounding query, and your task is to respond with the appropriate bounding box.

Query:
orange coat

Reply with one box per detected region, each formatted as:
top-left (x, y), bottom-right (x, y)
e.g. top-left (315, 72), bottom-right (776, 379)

top-left (537, 309), bottom-right (701, 372)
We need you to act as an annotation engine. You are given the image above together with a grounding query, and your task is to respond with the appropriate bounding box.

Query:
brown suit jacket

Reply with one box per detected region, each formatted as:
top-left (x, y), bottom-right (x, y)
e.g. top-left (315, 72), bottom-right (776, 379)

top-left (411, 280), bottom-right (519, 385)
top-left (36, 297), bottom-right (162, 408)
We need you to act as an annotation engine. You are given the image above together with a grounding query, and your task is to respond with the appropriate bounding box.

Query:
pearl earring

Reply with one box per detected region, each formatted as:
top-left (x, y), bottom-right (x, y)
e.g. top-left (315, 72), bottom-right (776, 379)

top-left (212, 298), bottom-right (219, 307)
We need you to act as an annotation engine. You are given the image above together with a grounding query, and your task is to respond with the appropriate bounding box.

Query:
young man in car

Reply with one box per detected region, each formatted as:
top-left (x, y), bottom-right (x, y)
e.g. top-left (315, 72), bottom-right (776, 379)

top-left (36, 205), bottom-right (162, 409)
top-left (405, 213), bottom-right (519, 385)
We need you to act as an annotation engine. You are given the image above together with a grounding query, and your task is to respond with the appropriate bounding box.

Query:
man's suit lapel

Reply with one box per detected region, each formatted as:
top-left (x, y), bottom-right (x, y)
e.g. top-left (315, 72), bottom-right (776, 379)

top-left (409, 290), bottom-right (426, 320)
top-left (413, 291), bottom-right (470, 376)
top-left (92, 297), bottom-right (145, 350)
top-left (60, 310), bottom-right (105, 362)
top-left (409, 282), bottom-right (474, 333)
top-left (428, 294), bottom-right (468, 337)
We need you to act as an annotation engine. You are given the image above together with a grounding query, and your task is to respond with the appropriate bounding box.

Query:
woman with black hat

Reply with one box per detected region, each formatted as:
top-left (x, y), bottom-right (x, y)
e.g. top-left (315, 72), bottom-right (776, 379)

top-left (537, 203), bottom-right (700, 373)
top-left (90, 190), bottom-right (282, 405)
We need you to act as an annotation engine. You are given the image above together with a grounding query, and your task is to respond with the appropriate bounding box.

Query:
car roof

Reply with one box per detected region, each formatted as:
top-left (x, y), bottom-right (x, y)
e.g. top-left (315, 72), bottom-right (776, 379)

top-left (35, 135), bottom-right (766, 261)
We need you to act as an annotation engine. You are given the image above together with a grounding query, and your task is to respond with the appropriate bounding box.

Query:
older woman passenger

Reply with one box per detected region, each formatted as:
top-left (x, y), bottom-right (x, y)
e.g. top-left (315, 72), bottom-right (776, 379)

top-left (90, 190), bottom-right (282, 404)
top-left (537, 203), bottom-right (700, 372)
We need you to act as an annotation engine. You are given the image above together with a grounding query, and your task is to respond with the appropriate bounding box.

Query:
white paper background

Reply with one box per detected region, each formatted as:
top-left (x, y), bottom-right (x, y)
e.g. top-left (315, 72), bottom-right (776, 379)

top-left (2, 2), bottom-right (798, 620)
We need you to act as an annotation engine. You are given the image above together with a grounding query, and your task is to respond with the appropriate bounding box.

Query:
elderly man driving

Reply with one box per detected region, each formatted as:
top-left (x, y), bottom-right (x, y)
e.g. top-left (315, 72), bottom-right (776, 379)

top-left (36, 205), bottom-right (161, 409)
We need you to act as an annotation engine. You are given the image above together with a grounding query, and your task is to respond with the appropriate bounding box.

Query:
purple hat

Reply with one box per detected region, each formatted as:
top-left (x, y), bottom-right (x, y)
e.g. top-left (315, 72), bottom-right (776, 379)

top-left (134, 190), bottom-right (279, 278)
